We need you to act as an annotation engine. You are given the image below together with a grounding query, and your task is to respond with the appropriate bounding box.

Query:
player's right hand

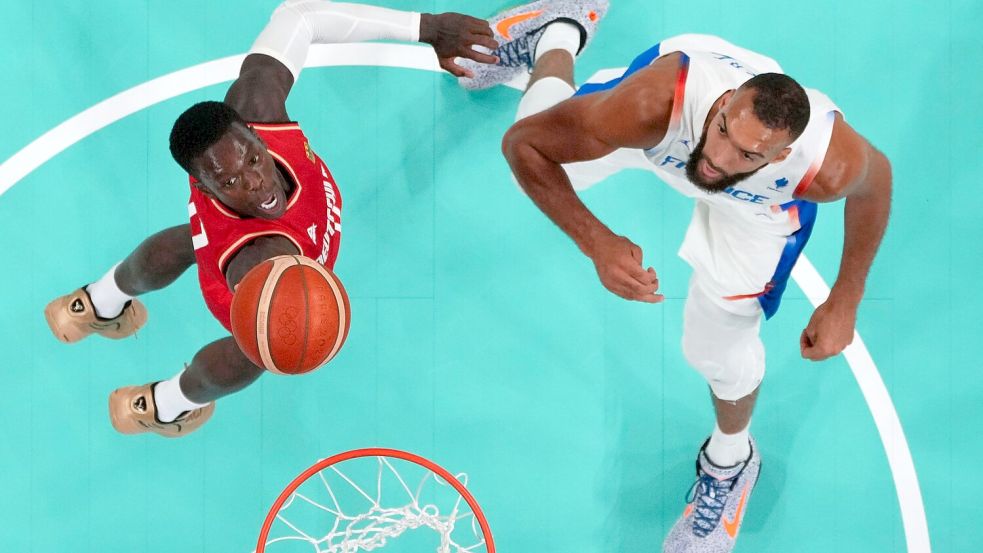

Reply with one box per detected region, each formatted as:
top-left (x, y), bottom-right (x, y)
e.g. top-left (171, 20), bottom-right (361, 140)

top-left (419, 13), bottom-right (499, 78)
top-left (588, 234), bottom-right (664, 303)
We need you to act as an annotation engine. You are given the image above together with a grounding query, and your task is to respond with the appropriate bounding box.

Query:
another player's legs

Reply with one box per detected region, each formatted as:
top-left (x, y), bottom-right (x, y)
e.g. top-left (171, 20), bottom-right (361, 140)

top-left (665, 280), bottom-right (764, 552)
top-left (45, 224), bottom-right (195, 342)
top-left (44, 224), bottom-right (228, 438)
top-left (110, 336), bottom-right (263, 438)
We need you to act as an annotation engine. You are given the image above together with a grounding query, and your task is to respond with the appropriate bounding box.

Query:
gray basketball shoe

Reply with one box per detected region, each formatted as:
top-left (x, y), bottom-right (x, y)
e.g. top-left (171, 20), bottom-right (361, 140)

top-left (457, 0), bottom-right (611, 90)
top-left (663, 437), bottom-right (761, 553)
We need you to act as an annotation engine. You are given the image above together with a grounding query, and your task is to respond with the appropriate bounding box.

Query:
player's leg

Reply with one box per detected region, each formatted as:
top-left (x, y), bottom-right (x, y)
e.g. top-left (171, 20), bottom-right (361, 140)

top-left (108, 335), bottom-right (263, 437)
top-left (113, 223), bottom-right (197, 296)
top-left (664, 278), bottom-right (764, 553)
top-left (45, 224), bottom-right (196, 343)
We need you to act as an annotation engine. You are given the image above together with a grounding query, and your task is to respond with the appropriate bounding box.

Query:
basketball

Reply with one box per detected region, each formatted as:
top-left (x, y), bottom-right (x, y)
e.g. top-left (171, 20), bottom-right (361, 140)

top-left (230, 255), bottom-right (351, 375)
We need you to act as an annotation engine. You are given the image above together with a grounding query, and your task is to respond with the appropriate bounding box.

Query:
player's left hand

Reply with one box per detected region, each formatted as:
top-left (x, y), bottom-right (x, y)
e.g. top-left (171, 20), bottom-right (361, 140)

top-left (420, 13), bottom-right (499, 78)
top-left (800, 296), bottom-right (857, 361)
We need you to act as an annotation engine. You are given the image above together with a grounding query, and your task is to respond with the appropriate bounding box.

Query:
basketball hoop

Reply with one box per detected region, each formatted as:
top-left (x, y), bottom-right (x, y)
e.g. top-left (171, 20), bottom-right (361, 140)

top-left (255, 448), bottom-right (495, 553)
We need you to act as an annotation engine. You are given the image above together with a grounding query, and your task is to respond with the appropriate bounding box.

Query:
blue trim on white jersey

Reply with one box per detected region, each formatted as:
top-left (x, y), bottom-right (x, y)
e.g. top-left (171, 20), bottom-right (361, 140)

top-left (573, 41), bottom-right (815, 319)
top-left (574, 42), bottom-right (663, 96)
top-left (758, 200), bottom-right (818, 319)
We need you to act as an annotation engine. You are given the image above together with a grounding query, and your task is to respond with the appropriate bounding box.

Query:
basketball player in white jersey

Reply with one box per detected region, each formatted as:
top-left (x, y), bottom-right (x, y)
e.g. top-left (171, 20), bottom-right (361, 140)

top-left (459, 2), bottom-right (892, 551)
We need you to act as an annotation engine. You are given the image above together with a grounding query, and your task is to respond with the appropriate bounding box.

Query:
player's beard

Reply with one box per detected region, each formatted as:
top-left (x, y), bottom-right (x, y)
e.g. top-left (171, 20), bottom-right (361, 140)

top-left (685, 133), bottom-right (765, 193)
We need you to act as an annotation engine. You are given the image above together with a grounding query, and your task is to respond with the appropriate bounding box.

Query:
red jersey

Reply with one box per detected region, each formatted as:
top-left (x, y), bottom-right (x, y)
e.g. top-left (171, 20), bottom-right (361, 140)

top-left (188, 123), bottom-right (342, 332)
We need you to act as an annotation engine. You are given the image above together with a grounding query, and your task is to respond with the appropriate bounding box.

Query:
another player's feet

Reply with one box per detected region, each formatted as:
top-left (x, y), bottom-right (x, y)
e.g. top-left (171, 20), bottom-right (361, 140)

top-left (458, 0), bottom-right (610, 90)
top-left (44, 287), bottom-right (147, 343)
top-left (109, 383), bottom-right (215, 438)
top-left (663, 437), bottom-right (761, 553)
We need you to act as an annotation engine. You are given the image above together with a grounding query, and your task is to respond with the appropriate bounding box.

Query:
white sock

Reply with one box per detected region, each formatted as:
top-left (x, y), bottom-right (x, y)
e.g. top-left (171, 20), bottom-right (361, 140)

top-left (516, 76), bottom-right (576, 121)
top-left (705, 423), bottom-right (751, 468)
top-left (85, 262), bottom-right (134, 319)
top-left (534, 21), bottom-right (582, 63)
top-left (154, 369), bottom-right (209, 423)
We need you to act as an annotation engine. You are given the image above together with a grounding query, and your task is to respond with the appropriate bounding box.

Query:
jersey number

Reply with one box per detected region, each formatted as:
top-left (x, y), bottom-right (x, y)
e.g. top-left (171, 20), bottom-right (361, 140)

top-left (188, 202), bottom-right (209, 250)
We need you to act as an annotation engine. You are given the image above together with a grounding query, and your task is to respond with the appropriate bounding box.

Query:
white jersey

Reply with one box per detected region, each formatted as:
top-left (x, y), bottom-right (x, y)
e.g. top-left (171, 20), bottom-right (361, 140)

top-left (642, 35), bottom-right (840, 236)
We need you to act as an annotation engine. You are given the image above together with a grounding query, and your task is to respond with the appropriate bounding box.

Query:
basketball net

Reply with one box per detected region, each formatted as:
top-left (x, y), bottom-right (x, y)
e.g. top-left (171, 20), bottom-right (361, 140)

top-left (255, 449), bottom-right (494, 553)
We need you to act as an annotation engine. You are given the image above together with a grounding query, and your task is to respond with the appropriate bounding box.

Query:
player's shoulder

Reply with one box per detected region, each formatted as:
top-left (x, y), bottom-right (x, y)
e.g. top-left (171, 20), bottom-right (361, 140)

top-left (589, 52), bottom-right (686, 131)
top-left (801, 113), bottom-right (882, 202)
top-left (250, 121), bottom-right (316, 158)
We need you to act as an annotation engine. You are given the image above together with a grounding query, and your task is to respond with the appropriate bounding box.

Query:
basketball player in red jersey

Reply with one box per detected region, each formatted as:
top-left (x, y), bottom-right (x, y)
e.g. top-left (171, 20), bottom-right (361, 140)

top-left (43, 1), bottom-right (498, 438)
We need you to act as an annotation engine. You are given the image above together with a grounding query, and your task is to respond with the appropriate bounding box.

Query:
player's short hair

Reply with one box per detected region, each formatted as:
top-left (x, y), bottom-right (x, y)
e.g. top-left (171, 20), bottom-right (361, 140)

top-left (741, 73), bottom-right (810, 140)
top-left (169, 101), bottom-right (245, 176)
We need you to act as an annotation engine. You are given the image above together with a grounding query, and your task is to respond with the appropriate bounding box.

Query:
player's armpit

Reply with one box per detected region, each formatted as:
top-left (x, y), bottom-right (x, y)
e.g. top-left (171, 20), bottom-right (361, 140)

top-left (224, 54), bottom-right (293, 124)
top-left (225, 235), bottom-right (301, 291)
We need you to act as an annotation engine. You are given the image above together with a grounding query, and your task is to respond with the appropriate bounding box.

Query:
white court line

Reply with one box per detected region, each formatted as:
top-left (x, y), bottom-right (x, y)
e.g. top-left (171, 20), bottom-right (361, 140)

top-left (0, 42), bottom-right (930, 552)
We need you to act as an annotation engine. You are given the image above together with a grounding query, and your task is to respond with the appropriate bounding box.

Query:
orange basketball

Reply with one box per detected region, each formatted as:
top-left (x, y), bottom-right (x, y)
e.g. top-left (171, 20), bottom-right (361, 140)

top-left (230, 255), bottom-right (351, 375)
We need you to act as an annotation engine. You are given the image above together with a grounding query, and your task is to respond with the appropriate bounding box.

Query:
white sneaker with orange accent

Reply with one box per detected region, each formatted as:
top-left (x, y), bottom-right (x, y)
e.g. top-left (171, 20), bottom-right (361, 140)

top-left (663, 437), bottom-right (760, 553)
top-left (457, 0), bottom-right (610, 90)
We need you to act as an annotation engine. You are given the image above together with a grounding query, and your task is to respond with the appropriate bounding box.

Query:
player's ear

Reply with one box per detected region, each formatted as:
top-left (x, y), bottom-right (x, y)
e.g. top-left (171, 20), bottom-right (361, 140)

top-left (771, 146), bottom-right (792, 164)
top-left (719, 89), bottom-right (736, 107)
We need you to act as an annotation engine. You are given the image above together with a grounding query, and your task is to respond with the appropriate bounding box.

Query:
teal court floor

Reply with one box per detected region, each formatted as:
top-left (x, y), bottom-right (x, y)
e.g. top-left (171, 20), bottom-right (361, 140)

top-left (0, 1), bottom-right (979, 551)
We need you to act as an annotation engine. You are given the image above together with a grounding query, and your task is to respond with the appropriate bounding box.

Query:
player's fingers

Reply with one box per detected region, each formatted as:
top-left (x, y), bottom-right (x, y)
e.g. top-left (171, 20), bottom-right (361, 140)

top-left (461, 46), bottom-right (499, 65)
top-left (468, 33), bottom-right (498, 50)
top-left (469, 34), bottom-right (500, 54)
top-left (468, 18), bottom-right (495, 37)
top-left (633, 292), bottom-right (665, 304)
top-left (624, 259), bottom-right (657, 285)
top-left (631, 280), bottom-right (661, 296)
top-left (647, 267), bottom-right (660, 286)
top-left (440, 58), bottom-right (470, 78)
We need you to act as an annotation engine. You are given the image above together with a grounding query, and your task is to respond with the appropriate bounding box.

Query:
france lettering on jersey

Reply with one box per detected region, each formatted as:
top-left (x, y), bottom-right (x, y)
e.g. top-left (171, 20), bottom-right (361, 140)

top-left (187, 123), bottom-right (343, 332)
top-left (642, 35), bottom-right (840, 235)
top-left (572, 35), bottom-right (842, 317)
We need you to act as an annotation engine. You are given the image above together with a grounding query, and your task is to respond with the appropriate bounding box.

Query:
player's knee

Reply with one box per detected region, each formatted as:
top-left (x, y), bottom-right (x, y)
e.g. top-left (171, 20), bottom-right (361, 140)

top-left (681, 331), bottom-right (764, 401)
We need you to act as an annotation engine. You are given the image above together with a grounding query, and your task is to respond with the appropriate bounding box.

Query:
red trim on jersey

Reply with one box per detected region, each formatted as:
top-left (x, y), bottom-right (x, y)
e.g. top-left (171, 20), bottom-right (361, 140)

top-left (268, 150), bottom-right (304, 211)
top-left (787, 204), bottom-right (801, 232)
top-left (669, 56), bottom-right (690, 130)
top-left (723, 281), bottom-right (775, 301)
top-left (188, 123), bottom-right (342, 333)
top-left (250, 123), bottom-right (301, 131)
top-left (793, 111), bottom-right (838, 197)
top-left (209, 197), bottom-right (241, 219)
top-left (792, 155), bottom-right (824, 197)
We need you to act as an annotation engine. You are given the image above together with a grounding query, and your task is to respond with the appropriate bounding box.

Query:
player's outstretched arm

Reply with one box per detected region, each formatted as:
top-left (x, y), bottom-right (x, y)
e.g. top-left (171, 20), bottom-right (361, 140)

top-left (797, 115), bottom-right (893, 361)
top-left (501, 56), bottom-right (684, 303)
top-left (225, 236), bottom-right (301, 291)
top-left (225, 1), bottom-right (498, 123)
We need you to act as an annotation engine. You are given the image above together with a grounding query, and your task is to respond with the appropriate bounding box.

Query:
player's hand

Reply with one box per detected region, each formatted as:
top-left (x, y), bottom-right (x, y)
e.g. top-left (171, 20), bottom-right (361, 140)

top-left (800, 296), bottom-right (857, 361)
top-left (587, 233), bottom-right (664, 303)
top-left (419, 12), bottom-right (499, 78)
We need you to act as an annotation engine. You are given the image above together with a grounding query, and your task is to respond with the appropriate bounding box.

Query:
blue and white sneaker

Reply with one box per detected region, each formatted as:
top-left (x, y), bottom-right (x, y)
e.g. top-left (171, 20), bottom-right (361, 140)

top-left (663, 437), bottom-right (761, 553)
top-left (457, 0), bottom-right (610, 90)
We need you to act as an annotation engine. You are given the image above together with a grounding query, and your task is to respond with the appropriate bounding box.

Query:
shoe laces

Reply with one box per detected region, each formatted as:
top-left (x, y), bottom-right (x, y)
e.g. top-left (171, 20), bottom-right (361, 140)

top-left (685, 470), bottom-right (737, 537)
top-left (495, 35), bottom-right (534, 68)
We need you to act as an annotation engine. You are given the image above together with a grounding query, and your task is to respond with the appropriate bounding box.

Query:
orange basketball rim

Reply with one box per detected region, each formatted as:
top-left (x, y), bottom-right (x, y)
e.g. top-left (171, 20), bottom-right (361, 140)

top-left (256, 448), bottom-right (496, 552)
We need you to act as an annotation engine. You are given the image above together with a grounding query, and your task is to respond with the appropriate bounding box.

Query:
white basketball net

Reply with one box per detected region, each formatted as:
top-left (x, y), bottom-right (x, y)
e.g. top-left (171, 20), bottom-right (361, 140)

top-left (257, 456), bottom-right (488, 553)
